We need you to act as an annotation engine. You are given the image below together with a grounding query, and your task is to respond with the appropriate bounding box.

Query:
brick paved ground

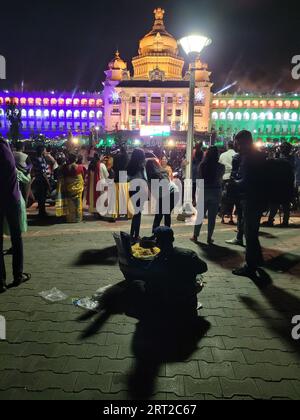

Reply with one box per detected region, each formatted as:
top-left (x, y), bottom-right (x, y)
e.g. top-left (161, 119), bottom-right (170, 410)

top-left (0, 210), bottom-right (299, 400)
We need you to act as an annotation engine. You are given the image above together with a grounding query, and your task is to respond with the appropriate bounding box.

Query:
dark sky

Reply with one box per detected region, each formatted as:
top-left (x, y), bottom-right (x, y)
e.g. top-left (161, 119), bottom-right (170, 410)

top-left (0, 0), bottom-right (299, 93)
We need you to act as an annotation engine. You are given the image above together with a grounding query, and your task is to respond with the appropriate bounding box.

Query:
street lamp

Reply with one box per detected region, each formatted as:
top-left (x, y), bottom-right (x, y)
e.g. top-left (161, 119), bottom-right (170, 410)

top-left (178, 34), bottom-right (212, 216)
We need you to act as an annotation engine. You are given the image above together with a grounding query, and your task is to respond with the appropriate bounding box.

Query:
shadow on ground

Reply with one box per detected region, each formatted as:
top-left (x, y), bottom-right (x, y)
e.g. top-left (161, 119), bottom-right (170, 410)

top-left (74, 246), bottom-right (118, 266)
top-left (259, 231), bottom-right (278, 239)
top-left (262, 248), bottom-right (300, 275)
top-left (241, 277), bottom-right (300, 356)
top-left (77, 281), bottom-right (210, 399)
top-left (28, 215), bottom-right (64, 227)
top-left (196, 242), bottom-right (244, 270)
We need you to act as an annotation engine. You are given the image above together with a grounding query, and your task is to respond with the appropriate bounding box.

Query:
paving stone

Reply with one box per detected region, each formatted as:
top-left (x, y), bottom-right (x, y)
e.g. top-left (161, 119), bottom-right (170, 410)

top-left (74, 372), bottom-right (113, 393)
top-left (166, 361), bottom-right (200, 379)
top-left (0, 216), bottom-right (299, 400)
top-left (212, 348), bottom-right (246, 364)
top-left (255, 379), bottom-right (299, 400)
top-left (219, 378), bottom-right (260, 399)
top-left (184, 377), bottom-right (222, 398)
top-left (198, 361), bottom-right (235, 380)
top-left (98, 357), bottom-right (134, 374)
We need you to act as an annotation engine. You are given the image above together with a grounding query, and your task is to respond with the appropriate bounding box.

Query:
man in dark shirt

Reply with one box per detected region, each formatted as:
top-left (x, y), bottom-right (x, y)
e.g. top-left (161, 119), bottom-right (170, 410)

top-left (0, 137), bottom-right (30, 293)
top-left (229, 131), bottom-right (266, 277)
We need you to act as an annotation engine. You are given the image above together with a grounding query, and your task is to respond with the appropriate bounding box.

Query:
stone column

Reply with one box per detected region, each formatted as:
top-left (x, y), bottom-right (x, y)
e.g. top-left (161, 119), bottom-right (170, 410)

top-left (161, 95), bottom-right (165, 124)
top-left (182, 95), bottom-right (188, 130)
top-left (120, 95), bottom-right (126, 129)
top-left (136, 95), bottom-right (140, 128)
top-left (171, 95), bottom-right (177, 129)
top-left (147, 94), bottom-right (151, 124)
top-left (125, 97), bottom-right (130, 129)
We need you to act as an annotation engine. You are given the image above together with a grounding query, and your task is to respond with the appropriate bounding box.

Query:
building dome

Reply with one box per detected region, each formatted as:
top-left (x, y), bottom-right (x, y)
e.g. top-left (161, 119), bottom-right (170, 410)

top-left (108, 50), bottom-right (127, 70)
top-left (139, 8), bottom-right (179, 56)
top-left (132, 8), bottom-right (184, 80)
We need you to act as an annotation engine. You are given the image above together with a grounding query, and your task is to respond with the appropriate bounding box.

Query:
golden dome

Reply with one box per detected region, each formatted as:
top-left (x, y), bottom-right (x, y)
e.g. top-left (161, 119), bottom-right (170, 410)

top-left (139, 8), bottom-right (179, 56)
top-left (108, 50), bottom-right (127, 70)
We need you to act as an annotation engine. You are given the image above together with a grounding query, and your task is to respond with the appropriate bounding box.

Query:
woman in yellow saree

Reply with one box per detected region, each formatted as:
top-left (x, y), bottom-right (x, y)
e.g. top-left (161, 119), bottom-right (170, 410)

top-left (56, 154), bottom-right (85, 223)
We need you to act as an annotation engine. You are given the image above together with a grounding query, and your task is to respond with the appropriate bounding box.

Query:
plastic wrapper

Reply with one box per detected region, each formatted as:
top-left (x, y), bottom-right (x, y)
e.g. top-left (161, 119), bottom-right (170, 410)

top-left (39, 288), bottom-right (68, 302)
top-left (72, 297), bottom-right (99, 311)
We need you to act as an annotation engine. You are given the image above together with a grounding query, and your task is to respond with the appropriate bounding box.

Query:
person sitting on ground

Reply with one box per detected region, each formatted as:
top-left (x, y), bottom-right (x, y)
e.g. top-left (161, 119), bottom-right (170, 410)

top-left (146, 227), bottom-right (207, 314)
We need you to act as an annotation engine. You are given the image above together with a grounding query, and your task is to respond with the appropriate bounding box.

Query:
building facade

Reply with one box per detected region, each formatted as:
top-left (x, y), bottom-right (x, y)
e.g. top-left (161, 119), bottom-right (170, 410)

top-left (103, 8), bottom-right (213, 139)
top-left (0, 91), bottom-right (104, 138)
top-left (211, 94), bottom-right (300, 142)
top-left (0, 7), bottom-right (299, 145)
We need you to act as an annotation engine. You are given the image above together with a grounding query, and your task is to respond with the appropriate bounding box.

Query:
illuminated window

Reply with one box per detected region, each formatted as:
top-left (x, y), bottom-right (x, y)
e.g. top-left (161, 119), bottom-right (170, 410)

top-left (28, 98), bottom-right (34, 105)
top-left (66, 98), bottom-right (72, 106)
top-left (0, 97), bottom-right (3, 105)
top-left (58, 98), bottom-right (65, 106)
top-left (28, 109), bottom-right (34, 118)
top-left (35, 98), bottom-right (42, 106)
top-left (66, 110), bottom-right (73, 119)
top-left (235, 112), bottom-right (242, 120)
top-left (81, 99), bottom-right (88, 106)
top-left (21, 109), bottom-right (27, 117)
top-left (211, 112), bottom-right (218, 120)
top-left (36, 110), bottom-right (42, 117)
top-left (89, 110), bottom-right (95, 119)
top-left (220, 112), bottom-right (226, 120)
top-left (251, 112), bottom-right (258, 120)
top-left (283, 112), bottom-right (290, 120)
top-left (51, 98), bottom-right (57, 106)
top-left (243, 112), bottom-right (250, 120)
top-left (43, 98), bottom-right (50, 106)
top-left (58, 110), bottom-right (65, 118)
top-left (74, 110), bottom-right (80, 119)
top-left (96, 111), bottom-right (103, 120)
top-left (259, 112), bottom-right (265, 120)
top-left (81, 110), bottom-right (87, 119)
top-left (266, 112), bottom-right (273, 120)
top-left (73, 99), bottom-right (80, 106)
top-left (227, 112), bottom-right (234, 120)
top-left (44, 109), bottom-right (50, 118)
top-left (96, 99), bottom-right (103, 106)
top-left (51, 110), bottom-right (57, 118)
top-left (291, 112), bottom-right (298, 121)
top-left (89, 99), bottom-right (95, 106)
top-left (275, 112), bottom-right (282, 120)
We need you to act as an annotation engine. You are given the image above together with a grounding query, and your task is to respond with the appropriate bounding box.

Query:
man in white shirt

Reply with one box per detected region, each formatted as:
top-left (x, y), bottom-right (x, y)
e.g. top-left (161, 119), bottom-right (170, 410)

top-left (219, 141), bottom-right (237, 180)
top-left (219, 141), bottom-right (237, 225)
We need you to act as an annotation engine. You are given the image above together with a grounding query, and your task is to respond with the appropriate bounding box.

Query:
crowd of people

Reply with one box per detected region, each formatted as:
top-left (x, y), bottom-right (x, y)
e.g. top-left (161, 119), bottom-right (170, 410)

top-left (0, 131), bottom-right (299, 294)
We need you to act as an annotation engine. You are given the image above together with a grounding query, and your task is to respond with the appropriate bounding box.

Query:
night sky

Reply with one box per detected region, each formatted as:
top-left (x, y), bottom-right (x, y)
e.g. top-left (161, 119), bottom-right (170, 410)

top-left (0, 0), bottom-right (299, 93)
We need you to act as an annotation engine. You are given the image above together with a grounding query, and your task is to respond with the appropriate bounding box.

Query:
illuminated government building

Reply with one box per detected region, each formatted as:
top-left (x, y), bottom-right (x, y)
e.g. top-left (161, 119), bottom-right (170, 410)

top-left (1, 7), bottom-right (299, 144)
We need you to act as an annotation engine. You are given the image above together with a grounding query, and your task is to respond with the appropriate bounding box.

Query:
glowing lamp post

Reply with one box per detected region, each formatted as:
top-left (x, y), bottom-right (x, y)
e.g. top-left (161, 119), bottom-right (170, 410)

top-left (179, 35), bottom-right (211, 216)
